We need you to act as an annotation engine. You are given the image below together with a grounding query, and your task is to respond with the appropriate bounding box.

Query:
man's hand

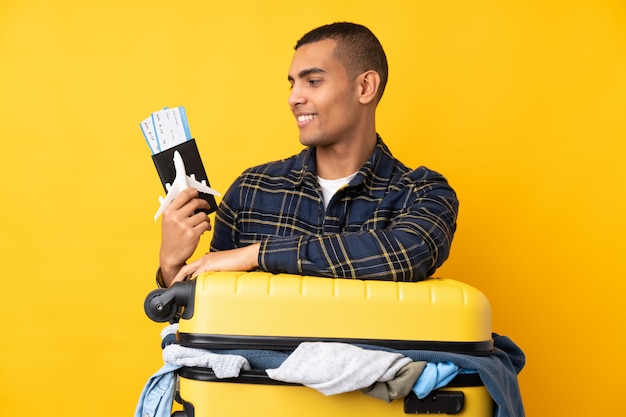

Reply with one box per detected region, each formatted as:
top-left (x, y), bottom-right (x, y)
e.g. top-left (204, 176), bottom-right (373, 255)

top-left (170, 243), bottom-right (261, 285)
top-left (160, 188), bottom-right (212, 286)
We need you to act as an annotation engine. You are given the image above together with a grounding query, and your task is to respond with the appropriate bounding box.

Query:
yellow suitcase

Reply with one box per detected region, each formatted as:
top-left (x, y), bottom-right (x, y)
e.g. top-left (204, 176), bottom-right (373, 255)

top-left (145, 271), bottom-right (495, 416)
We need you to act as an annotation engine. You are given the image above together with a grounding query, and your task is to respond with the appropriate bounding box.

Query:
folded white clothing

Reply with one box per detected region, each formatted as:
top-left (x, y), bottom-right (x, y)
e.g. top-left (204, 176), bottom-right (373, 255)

top-left (266, 342), bottom-right (413, 396)
top-left (160, 323), bottom-right (178, 340)
top-left (162, 344), bottom-right (251, 378)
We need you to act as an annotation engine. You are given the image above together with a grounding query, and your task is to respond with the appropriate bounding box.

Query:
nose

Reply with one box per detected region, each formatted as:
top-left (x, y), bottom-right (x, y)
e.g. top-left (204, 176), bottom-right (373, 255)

top-left (288, 83), bottom-right (306, 108)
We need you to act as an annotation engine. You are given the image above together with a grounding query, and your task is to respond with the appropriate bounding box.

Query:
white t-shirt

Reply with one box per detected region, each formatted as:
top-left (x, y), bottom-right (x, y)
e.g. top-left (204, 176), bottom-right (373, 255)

top-left (317, 172), bottom-right (358, 209)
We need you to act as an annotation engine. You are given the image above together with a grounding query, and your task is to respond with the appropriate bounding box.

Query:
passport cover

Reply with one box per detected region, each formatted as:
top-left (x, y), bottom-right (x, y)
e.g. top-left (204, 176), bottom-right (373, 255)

top-left (151, 139), bottom-right (218, 214)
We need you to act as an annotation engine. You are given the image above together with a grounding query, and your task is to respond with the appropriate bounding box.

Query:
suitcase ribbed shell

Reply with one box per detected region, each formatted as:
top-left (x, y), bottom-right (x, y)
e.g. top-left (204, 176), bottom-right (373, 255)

top-left (177, 272), bottom-right (492, 346)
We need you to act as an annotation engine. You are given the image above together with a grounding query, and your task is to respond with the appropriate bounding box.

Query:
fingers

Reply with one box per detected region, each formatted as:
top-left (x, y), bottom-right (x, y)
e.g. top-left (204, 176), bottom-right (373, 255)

top-left (169, 245), bottom-right (261, 286)
top-left (169, 187), bottom-right (197, 209)
top-left (159, 188), bottom-right (213, 276)
top-left (172, 261), bottom-right (199, 284)
top-left (190, 211), bottom-right (212, 232)
top-left (164, 188), bottom-right (213, 219)
top-left (194, 196), bottom-right (212, 212)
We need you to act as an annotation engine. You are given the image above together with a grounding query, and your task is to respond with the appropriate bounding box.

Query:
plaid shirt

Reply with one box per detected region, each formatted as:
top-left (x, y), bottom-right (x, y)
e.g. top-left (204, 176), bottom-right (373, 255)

top-left (210, 137), bottom-right (458, 281)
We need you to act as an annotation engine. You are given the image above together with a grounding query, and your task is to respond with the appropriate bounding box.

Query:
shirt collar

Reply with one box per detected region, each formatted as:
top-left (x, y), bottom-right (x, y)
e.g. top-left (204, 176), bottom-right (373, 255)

top-left (285, 135), bottom-right (396, 199)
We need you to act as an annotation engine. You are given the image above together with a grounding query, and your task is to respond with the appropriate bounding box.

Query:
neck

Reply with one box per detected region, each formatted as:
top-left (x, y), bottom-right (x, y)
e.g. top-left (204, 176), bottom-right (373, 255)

top-left (315, 133), bottom-right (377, 179)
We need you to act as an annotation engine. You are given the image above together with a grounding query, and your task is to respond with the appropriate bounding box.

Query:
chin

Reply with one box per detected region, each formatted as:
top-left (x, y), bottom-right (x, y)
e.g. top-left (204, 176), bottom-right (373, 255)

top-left (298, 135), bottom-right (317, 147)
top-left (299, 131), bottom-right (328, 146)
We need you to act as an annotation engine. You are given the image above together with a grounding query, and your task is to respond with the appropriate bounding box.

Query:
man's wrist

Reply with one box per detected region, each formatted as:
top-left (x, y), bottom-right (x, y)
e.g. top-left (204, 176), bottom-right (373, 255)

top-left (155, 267), bottom-right (166, 288)
top-left (156, 263), bottom-right (185, 288)
top-left (247, 242), bottom-right (261, 270)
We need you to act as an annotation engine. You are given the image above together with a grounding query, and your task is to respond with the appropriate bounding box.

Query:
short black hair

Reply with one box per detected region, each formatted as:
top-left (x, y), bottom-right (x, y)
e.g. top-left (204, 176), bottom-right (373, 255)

top-left (295, 22), bottom-right (388, 102)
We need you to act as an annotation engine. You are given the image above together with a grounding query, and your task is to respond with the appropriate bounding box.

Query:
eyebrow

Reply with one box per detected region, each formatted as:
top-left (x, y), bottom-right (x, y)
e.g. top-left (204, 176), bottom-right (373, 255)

top-left (287, 67), bottom-right (327, 83)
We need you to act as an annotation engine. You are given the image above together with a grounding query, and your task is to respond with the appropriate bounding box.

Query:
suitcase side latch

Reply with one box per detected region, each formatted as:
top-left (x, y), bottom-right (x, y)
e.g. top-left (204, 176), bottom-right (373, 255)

top-left (404, 391), bottom-right (464, 414)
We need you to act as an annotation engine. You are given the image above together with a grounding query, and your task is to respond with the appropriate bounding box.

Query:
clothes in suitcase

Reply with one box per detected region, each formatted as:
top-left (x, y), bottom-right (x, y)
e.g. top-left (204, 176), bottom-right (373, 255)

top-left (144, 271), bottom-right (523, 417)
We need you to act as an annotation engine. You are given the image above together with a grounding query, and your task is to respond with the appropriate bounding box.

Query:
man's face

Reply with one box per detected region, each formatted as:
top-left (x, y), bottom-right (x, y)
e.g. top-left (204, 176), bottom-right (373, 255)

top-left (288, 39), bottom-right (360, 148)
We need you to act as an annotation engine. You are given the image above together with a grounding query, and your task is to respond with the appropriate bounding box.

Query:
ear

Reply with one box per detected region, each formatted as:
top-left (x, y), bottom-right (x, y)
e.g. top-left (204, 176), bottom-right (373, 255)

top-left (357, 70), bottom-right (381, 104)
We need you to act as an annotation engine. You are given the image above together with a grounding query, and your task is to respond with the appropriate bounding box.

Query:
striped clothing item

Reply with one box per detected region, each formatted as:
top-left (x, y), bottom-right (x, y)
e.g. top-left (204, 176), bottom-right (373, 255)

top-left (210, 137), bottom-right (458, 281)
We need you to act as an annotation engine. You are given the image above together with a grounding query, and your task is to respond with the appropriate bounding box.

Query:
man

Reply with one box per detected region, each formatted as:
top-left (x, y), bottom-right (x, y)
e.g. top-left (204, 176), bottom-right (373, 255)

top-left (157, 22), bottom-right (458, 288)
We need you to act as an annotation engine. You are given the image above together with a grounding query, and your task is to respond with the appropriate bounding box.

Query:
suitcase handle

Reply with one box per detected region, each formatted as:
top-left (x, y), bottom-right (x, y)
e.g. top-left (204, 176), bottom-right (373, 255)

top-left (144, 280), bottom-right (196, 323)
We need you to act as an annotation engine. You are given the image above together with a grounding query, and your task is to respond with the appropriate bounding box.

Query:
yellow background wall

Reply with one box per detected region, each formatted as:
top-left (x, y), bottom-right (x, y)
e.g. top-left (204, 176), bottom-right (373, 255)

top-left (1, 1), bottom-right (624, 415)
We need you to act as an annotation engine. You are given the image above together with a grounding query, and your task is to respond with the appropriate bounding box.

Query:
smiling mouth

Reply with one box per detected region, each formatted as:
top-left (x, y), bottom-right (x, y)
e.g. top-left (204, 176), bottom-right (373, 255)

top-left (297, 114), bottom-right (316, 123)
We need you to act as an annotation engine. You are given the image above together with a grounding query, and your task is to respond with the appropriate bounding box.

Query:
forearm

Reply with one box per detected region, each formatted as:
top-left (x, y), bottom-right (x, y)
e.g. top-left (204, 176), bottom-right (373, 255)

top-left (158, 256), bottom-right (186, 288)
top-left (258, 231), bottom-right (437, 281)
top-left (258, 204), bottom-right (457, 281)
top-left (167, 243), bottom-right (261, 285)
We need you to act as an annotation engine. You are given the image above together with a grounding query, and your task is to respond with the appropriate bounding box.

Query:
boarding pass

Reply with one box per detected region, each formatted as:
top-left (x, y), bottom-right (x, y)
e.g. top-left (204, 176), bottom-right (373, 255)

top-left (140, 106), bottom-right (192, 154)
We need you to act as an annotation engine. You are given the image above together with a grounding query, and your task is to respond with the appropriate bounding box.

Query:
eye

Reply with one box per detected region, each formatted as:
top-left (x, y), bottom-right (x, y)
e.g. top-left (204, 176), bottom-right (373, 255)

top-left (308, 78), bottom-right (322, 87)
